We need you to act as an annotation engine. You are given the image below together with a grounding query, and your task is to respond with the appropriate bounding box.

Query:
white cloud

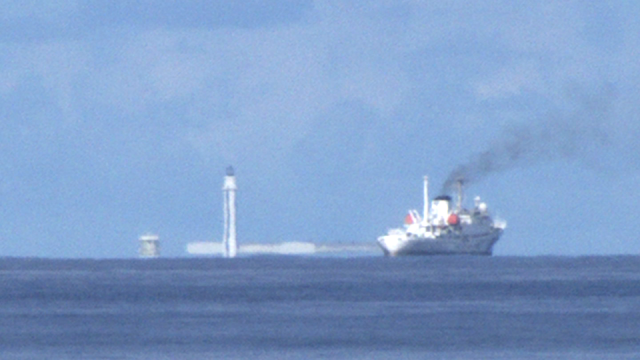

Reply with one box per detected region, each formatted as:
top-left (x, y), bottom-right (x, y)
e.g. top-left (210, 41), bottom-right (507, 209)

top-left (473, 61), bottom-right (543, 100)
top-left (0, 41), bottom-right (88, 127)
top-left (2, 1), bottom-right (636, 152)
top-left (0, 0), bottom-right (79, 21)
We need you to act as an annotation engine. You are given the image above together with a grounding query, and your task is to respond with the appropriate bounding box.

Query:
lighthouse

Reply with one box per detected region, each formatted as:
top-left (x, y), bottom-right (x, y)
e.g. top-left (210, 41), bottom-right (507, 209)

top-left (223, 166), bottom-right (237, 258)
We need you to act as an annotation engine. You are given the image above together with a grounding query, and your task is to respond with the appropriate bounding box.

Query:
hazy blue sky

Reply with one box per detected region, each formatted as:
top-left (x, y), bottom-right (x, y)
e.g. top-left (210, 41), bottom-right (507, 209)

top-left (1, 1), bottom-right (639, 257)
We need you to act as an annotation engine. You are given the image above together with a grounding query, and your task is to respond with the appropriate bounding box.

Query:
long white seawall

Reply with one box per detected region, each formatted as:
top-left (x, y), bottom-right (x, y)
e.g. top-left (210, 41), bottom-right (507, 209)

top-left (186, 241), bottom-right (380, 256)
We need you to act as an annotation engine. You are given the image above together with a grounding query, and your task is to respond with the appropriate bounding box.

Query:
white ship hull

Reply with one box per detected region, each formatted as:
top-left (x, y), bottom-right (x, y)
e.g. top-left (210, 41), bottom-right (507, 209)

top-left (377, 175), bottom-right (506, 257)
top-left (377, 229), bottom-right (502, 256)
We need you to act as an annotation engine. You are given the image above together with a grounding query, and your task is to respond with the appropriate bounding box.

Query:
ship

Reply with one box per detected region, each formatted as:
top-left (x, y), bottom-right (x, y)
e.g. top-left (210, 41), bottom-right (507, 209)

top-left (377, 176), bottom-right (506, 256)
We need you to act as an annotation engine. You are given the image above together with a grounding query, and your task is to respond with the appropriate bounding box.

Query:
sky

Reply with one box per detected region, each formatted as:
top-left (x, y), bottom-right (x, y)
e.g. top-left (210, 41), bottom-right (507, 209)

top-left (1, 1), bottom-right (640, 258)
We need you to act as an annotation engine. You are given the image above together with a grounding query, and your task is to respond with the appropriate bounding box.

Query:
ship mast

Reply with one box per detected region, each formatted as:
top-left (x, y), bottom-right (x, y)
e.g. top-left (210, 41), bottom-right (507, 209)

top-left (423, 176), bottom-right (429, 223)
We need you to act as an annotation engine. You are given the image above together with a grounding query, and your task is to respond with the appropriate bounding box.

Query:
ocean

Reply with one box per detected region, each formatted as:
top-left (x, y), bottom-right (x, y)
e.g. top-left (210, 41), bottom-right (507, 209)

top-left (1, 256), bottom-right (639, 359)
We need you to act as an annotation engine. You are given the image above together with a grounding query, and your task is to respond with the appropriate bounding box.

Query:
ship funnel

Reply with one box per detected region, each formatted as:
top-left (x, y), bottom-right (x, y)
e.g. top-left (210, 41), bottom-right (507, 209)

top-left (431, 195), bottom-right (452, 224)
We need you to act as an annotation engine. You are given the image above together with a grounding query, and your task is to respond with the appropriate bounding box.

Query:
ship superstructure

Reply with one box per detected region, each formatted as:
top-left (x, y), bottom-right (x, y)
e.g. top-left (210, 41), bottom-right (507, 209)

top-left (377, 177), bottom-right (506, 256)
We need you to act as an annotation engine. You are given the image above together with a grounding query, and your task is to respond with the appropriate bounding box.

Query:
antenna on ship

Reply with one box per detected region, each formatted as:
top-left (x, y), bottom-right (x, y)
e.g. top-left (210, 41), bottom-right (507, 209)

top-left (456, 177), bottom-right (464, 211)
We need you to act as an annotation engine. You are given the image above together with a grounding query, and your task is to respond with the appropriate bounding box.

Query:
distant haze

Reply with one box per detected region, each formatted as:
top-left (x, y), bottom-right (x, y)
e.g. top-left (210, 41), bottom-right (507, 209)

top-left (1, 2), bottom-right (640, 257)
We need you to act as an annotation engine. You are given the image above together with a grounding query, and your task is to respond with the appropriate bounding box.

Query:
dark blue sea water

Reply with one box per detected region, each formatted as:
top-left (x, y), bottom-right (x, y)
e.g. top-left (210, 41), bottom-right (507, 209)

top-left (1, 256), bottom-right (639, 359)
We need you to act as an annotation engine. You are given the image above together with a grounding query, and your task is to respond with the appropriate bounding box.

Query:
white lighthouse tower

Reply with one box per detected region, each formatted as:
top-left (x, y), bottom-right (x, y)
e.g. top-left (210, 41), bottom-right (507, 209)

top-left (223, 166), bottom-right (238, 258)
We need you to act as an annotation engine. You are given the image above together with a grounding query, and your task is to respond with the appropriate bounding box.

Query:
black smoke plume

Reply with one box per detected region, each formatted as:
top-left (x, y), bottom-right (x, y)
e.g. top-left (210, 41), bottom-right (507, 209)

top-left (441, 85), bottom-right (615, 194)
